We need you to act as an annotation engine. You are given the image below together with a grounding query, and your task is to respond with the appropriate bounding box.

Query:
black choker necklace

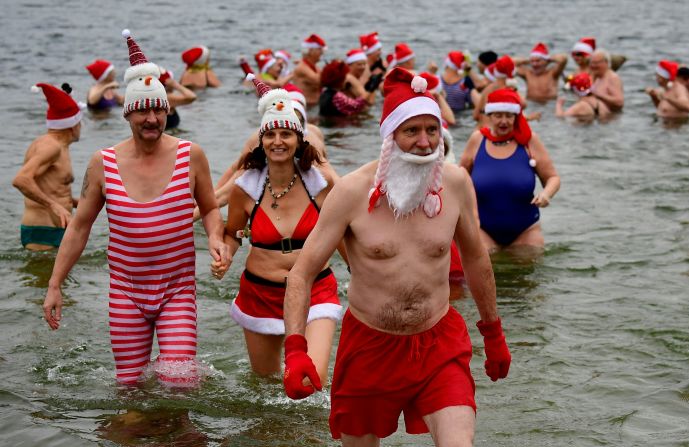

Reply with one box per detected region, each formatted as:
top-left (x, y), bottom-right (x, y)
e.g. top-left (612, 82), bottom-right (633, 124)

top-left (491, 138), bottom-right (514, 146)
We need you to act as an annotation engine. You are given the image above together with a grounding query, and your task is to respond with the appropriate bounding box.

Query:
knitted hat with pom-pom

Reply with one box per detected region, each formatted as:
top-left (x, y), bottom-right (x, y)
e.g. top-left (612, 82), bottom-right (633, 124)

top-left (121, 29), bottom-right (169, 117)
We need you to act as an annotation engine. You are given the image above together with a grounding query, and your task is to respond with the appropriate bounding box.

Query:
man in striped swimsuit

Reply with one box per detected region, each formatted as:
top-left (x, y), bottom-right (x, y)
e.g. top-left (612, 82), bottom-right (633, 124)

top-left (42, 30), bottom-right (229, 387)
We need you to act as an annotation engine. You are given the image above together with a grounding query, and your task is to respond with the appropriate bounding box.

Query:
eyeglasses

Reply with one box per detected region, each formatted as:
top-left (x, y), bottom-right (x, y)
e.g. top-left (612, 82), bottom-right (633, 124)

top-left (572, 52), bottom-right (587, 57)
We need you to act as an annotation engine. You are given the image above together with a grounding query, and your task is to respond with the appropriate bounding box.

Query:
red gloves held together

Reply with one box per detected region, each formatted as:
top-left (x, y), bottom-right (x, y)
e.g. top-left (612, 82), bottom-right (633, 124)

top-left (476, 318), bottom-right (511, 381)
top-left (283, 334), bottom-right (322, 399)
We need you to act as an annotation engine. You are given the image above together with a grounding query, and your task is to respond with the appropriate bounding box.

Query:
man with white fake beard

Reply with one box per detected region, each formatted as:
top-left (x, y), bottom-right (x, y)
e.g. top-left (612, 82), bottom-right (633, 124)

top-left (282, 67), bottom-right (511, 446)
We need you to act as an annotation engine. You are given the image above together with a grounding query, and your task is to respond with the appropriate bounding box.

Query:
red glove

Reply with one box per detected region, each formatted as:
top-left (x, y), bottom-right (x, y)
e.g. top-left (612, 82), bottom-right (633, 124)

top-left (283, 334), bottom-right (322, 399)
top-left (476, 318), bottom-right (511, 381)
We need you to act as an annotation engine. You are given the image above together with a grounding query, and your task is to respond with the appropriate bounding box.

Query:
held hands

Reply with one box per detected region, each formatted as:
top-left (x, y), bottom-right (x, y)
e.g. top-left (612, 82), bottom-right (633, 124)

top-left (43, 286), bottom-right (63, 330)
top-left (283, 334), bottom-right (322, 399)
top-left (531, 192), bottom-right (551, 207)
top-left (209, 237), bottom-right (231, 279)
top-left (476, 318), bottom-right (511, 381)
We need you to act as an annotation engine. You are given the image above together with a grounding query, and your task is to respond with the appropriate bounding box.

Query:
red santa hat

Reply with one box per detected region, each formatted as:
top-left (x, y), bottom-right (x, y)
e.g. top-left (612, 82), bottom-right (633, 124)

top-left (494, 55), bottom-right (515, 78)
top-left (656, 60), bottom-right (679, 81)
top-left (393, 43), bottom-right (415, 65)
top-left (346, 48), bottom-right (367, 65)
top-left (569, 72), bottom-right (592, 96)
top-left (275, 50), bottom-right (292, 61)
top-left (483, 88), bottom-right (533, 150)
top-left (31, 83), bottom-right (85, 129)
top-left (254, 49), bottom-right (277, 74)
top-left (530, 42), bottom-right (550, 60)
top-left (444, 51), bottom-right (466, 71)
top-left (246, 74), bottom-right (303, 136)
top-left (301, 34), bottom-right (327, 50)
top-left (370, 67), bottom-right (444, 218)
top-left (360, 32), bottom-right (382, 55)
top-left (572, 37), bottom-right (596, 56)
top-left (418, 71), bottom-right (440, 92)
top-left (158, 67), bottom-right (174, 86)
top-left (86, 59), bottom-right (114, 82)
top-left (181, 45), bottom-right (210, 68)
top-left (283, 83), bottom-right (307, 124)
top-left (121, 29), bottom-right (169, 116)
top-left (485, 63), bottom-right (497, 82)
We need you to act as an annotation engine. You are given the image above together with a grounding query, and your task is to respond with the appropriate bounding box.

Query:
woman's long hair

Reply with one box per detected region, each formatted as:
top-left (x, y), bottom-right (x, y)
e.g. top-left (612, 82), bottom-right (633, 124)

top-left (241, 132), bottom-right (322, 172)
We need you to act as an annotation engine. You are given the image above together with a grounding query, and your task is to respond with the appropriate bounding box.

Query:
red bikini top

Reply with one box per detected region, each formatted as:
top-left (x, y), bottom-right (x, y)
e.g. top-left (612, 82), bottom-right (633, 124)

top-left (250, 199), bottom-right (320, 253)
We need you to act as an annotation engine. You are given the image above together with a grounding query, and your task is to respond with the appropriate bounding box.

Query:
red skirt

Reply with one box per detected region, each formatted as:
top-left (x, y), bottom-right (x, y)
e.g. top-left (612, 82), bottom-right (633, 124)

top-left (230, 268), bottom-right (342, 335)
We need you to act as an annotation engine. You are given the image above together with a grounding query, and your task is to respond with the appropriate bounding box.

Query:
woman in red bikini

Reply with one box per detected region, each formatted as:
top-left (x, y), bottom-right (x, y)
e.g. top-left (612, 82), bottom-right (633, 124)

top-left (221, 76), bottom-right (342, 384)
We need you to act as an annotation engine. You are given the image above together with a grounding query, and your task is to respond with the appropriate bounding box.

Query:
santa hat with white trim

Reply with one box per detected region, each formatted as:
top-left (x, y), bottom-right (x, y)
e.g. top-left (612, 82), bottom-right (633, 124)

top-left (656, 60), bottom-right (679, 81)
top-left (494, 55), bottom-right (515, 78)
top-left (246, 74), bottom-right (303, 137)
top-left (255, 49), bottom-right (278, 74)
top-left (530, 42), bottom-right (549, 60)
top-left (31, 83), bottom-right (85, 129)
top-left (485, 88), bottom-right (533, 149)
top-left (445, 51), bottom-right (466, 71)
top-left (572, 37), bottom-right (596, 56)
top-left (182, 46), bottom-right (210, 68)
top-left (86, 59), bottom-right (114, 82)
top-left (569, 72), bottom-right (592, 96)
top-left (121, 29), bottom-right (169, 117)
top-left (283, 83), bottom-right (308, 132)
top-left (393, 43), bottom-right (415, 65)
top-left (346, 49), bottom-right (367, 65)
top-left (301, 34), bottom-right (327, 51)
top-left (369, 67), bottom-right (444, 218)
top-left (360, 32), bottom-right (382, 55)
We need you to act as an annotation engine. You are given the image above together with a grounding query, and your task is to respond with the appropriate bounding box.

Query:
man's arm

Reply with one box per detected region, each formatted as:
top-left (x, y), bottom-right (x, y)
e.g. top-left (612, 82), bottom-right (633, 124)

top-left (190, 144), bottom-right (230, 275)
top-left (43, 152), bottom-right (106, 329)
top-left (549, 54), bottom-right (568, 79)
top-left (284, 180), bottom-right (352, 337)
top-left (295, 62), bottom-right (320, 85)
top-left (664, 88), bottom-right (689, 112)
top-left (13, 141), bottom-right (72, 227)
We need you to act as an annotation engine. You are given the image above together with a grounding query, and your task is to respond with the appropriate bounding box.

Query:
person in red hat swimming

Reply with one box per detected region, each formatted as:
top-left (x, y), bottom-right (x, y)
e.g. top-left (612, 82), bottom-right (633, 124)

top-left (85, 59), bottom-right (124, 110)
top-left (645, 60), bottom-right (689, 120)
top-left (514, 42), bottom-right (568, 102)
top-left (461, 88), bottom-right (560, 251)
top-left (13, 83), bottom-right (85, 250)
top-left (293, 34), bottom-right (327, 107)
top-left (283, 67), bottom-right (510, 446)
top-left (556, 72), bottom-right (611, 121)
top-left (180, 45), bottom-right (221, 89)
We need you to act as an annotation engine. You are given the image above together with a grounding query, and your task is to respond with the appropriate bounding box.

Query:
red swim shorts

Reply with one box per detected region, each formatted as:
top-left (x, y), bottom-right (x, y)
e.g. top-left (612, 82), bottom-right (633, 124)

top-left (329, 306), bottom-right (475, 439)
top-left (231, 268), bottom-right (342, 334)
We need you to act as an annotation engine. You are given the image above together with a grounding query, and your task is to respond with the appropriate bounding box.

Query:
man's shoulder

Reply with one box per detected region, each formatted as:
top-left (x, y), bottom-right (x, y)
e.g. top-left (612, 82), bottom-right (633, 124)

top-left (334, 162), bottom-right (376, 192)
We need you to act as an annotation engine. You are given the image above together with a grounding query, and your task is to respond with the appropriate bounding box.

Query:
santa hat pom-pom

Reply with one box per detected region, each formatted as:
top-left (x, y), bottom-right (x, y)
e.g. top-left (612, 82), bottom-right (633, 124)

top-left (506, 78), bottom-right (519, 89)
top-left (31, 85), bottom-right (40, 93)
top-left (423, 193), bottom-right (442, 218)
top-left (246, 73), bottom-right (255, 82)
top-left (411, 75), bottom-right (427, 93)
top-left (529, 158), bottom-right (537, 167)
top-left (121, 29), bottom-right (131, 39)
top-left (667, 81), bottom-right (674, 89)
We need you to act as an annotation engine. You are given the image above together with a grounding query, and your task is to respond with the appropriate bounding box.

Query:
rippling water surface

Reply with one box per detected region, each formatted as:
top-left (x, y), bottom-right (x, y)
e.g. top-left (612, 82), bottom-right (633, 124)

top-left (1, 0), bottom-right (688, 445)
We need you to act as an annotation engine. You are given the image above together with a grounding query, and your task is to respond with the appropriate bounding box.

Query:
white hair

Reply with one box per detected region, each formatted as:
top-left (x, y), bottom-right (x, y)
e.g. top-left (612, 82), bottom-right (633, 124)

top-left (593, 49), bottom-right (611, 66)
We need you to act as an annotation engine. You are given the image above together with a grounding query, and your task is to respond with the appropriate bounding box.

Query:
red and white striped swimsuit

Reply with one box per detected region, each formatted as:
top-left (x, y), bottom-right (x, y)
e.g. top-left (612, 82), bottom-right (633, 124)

top-left (102, 140), bottom-right (197, 386)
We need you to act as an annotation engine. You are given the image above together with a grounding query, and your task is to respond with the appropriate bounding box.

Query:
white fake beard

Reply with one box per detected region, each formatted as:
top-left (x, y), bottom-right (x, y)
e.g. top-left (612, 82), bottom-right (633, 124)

top-left (383, 143), bottom-right (440, 218)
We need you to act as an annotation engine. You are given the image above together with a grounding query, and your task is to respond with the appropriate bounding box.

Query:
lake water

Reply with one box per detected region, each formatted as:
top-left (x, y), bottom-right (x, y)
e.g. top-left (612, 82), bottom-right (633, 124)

top-left (1, 0), bottom-right (688, 445)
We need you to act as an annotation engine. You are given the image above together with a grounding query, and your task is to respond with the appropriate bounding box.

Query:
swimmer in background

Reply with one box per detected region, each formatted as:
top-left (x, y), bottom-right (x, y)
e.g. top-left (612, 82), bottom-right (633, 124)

top-left (180, 45), bottom-right (221, 89)
top-left (514, 42), bottom-right (568, 102)
top-left (254, 49), bottom-right (293, 88)
top-left (293, 34), bottom-right (327, 107)
top-left (158, 68), bottom-right (197, 130)
top-left (14, 82), bottom-right (84, 250)
top-left (589, 49), bottom-right (624, 112)
top-left (86, 59), bottom-right (124, 110)
top-left (556, 72), bottom-right (610, 121)
top-left (319, 59), bottom-right (373, 117)
top-left (645, 60), bottom-right (689, 119)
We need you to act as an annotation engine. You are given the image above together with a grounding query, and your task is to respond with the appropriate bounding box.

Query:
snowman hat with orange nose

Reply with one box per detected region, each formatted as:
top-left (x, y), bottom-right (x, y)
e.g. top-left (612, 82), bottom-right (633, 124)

top-left (121, 29), bottom-right (169, 116)
top-left (246, 73), bottom-right (303, 136)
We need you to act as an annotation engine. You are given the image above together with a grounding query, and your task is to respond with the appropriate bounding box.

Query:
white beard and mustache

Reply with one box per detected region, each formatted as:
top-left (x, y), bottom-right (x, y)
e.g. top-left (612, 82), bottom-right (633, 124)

top-left (383, 142), bottom-right (442, 218)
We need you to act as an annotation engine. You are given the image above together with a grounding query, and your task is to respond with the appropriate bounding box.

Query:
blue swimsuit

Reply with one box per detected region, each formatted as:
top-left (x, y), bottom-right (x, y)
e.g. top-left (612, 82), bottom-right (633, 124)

top-left (471, 137), bottom-right (540, 246)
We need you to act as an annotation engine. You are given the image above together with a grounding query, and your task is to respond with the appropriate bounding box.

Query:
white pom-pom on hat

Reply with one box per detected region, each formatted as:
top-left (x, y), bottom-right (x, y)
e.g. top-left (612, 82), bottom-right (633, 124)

top-left (31, 85), bottom-right (40, 93)
top-left (529, 158), bottom-right (537, 167)
top-left (411, 75), bottom-right (427, 93)
top-left (122, 29), bottom-right (131, 38)
top-left (246, 73), bottom-right (255, 81)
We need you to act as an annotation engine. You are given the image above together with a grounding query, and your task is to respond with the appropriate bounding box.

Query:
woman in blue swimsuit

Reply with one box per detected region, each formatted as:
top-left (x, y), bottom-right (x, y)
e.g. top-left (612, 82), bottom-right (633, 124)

top-left (460, 88), bottom-right (560, 251)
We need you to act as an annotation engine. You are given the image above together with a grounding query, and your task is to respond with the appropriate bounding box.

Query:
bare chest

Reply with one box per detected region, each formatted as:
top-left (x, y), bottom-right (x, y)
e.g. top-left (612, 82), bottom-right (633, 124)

top-left (117, 154), bottom-right (179, 202)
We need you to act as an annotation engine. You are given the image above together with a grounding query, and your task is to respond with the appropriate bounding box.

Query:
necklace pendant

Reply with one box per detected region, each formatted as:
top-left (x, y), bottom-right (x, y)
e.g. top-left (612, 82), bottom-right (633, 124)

top-left (271, 202), bottom-right (279, 209)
